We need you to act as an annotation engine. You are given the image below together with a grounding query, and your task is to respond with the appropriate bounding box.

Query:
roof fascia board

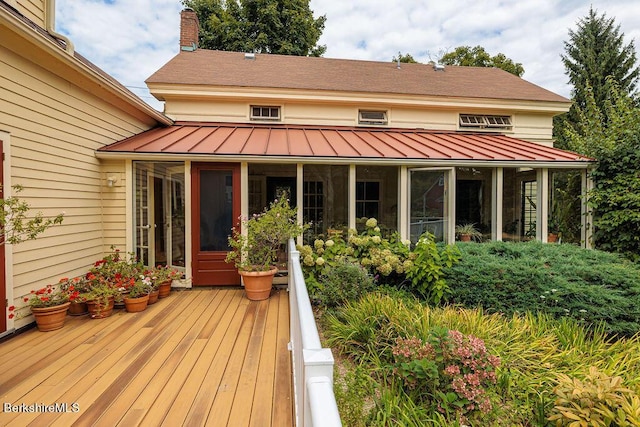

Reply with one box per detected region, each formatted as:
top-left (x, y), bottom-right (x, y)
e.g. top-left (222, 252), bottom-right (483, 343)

top-left (147, 84), bottom-right (571, 114)
top-left (0, 6), bottom-right (172, 126)
top-left (95, 151), bottom-right (591, 169)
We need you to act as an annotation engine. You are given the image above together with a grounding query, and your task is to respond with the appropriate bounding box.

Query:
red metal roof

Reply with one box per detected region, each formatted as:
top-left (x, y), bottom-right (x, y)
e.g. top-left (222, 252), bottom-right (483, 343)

top-left (98, 122), bottom-right (592, 164)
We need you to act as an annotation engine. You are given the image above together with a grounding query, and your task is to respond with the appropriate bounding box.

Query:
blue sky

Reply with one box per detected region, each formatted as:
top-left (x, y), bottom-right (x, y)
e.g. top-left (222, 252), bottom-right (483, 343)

top-left (56, 0), bottom-right (640, 112)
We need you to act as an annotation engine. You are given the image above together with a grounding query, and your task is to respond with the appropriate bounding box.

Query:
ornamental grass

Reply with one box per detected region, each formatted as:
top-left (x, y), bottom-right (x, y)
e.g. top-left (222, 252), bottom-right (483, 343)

top-left (324, 292), bottom-right (640, 426)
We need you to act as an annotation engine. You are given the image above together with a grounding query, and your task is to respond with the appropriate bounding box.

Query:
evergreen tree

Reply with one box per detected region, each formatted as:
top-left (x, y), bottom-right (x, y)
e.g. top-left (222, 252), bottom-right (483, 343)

top-left (440, 45), bottom-right (524, 77)
top-left (561, 7), bottom-right (639, 122)
top-left (183, 0), bottom-right (326, 56)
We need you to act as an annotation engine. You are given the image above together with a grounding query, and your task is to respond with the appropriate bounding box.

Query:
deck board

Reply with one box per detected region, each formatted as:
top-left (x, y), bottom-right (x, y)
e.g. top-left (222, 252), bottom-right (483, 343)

top-left (0, 288), bottom-right (292, 427)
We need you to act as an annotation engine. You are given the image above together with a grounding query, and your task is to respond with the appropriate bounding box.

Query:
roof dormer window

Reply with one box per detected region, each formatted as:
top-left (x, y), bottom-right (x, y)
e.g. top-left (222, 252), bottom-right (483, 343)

top-left (460, 114), bottom-right (512, 130)
top-left (358, 110), bottom-right (388, 126)
top-left (251, 105), bottom-right (281, 121)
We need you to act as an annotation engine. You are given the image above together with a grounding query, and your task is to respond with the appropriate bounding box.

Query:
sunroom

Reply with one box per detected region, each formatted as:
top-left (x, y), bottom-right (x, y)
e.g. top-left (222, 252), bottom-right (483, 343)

top-left (97, 122), bottom-right (593, 287)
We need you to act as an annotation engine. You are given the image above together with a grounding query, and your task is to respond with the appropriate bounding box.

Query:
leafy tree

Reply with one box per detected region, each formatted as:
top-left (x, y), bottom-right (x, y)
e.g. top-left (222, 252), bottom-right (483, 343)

top-left (440, 45), bottom-right (524, 77)
top-left (561, 7), bottom-right (639, 122)
top-left (562, 79), bottom-right (640, 260)
top-left (182, 0), bottom-right (326, 56)
top-left (392, 52), bottom-right (417, 64)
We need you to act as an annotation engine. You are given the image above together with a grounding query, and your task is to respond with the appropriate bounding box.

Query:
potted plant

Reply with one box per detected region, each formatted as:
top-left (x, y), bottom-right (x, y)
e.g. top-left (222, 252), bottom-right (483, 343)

top-left (25, 284), bottom-right (79, 331)
top-left (455, 223), bottom-right (482, 242)
top-left (123, 275), bottom-right (153, 312)
top-left (81, 278), bottom-right (119, 319)
top-left (226, 196), bottom-right (307, 300)
top-left (151, 265), bottom-right (182, 298)
top-left (59, 276), bottom-right (91, 316)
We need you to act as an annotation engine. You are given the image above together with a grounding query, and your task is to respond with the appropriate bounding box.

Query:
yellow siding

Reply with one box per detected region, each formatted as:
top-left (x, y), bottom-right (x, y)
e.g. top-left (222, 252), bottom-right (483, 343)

top-left (166, 99), bottom-right (556, 144)
top-left (15, 0), bottom-right (46, 28)
top-left (0, 45), bottom-right (146, 328)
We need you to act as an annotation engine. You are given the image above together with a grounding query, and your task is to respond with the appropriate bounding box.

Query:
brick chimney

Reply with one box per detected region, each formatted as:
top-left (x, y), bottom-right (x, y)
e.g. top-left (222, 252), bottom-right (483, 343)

top-left (180, 8), bottom-right (199, 52)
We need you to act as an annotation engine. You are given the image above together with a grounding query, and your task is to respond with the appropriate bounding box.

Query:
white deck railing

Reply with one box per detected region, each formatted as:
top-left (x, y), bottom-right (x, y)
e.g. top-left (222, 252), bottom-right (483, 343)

top-left (288, 239), bottom-right (342, 427)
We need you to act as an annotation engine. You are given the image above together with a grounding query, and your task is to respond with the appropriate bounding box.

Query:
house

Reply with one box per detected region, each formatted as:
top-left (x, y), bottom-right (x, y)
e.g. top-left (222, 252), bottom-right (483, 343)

top-left (97, 9), bottom-right (593, 287)
top-left (0, 0), bottom-right (171, 336)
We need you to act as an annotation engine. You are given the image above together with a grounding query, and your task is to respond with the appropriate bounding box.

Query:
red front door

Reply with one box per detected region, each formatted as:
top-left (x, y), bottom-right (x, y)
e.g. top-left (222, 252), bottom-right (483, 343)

top-left (191, 163), bottom-right (241, 285)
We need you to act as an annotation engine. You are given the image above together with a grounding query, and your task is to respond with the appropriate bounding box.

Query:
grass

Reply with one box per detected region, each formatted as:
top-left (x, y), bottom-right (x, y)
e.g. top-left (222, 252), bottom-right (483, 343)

top-left (322, 291), bottom-right (640, 426)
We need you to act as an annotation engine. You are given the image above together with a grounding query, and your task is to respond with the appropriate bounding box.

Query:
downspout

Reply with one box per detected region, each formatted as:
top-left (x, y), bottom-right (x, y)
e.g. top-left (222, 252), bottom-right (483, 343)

top-left (45, 0), bottom-right (74, 55)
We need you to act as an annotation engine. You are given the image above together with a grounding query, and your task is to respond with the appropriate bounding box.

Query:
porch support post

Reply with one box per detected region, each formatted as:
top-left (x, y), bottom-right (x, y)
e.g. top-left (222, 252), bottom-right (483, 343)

top-left (492, 168), bottom-right (503, 241)
top-left (125, 159), bottom-right (133, 253)
top-left (399, 166), bottom-right (408, 242)
top-left (582, 169), bottom-right (594, 248)
top-left (348, 164), bottom-right (356, 231)
top-left (184, 161), bottom-right (193, 286)
top-left (537, 168), bottom-right (549, 242)
top-left (241, 162), bottom-right (248, 236)
top-left (446, 168), bottom-right (456, 243)
top-left (296, 163), bottom-right (304, 246)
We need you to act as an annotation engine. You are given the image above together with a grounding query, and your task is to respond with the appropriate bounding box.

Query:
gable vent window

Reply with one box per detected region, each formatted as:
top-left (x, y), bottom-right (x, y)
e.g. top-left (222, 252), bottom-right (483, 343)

top-left (358, 110), bottom-right (388, 126)
top-left (459, 114), bottom-right (512, 130)
top-left (251, 106), bottom-right (281, 121)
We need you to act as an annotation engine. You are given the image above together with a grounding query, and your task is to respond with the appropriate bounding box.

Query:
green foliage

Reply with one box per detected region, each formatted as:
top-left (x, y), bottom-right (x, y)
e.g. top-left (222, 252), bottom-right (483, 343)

top-left (310, 260), bottom-right (375, 309)
top-left (392, 52), bottom-right (417, 63)
top-left (561, 7), bottom-right (639, 126)
top-left (559, 80), bottom-right (640, 260)
top-left (226, 196), bottom-right (307, 271)
top-left (299, 218), bottom-right (412, 292)
top-left (440, 45), bottom-right (524, 76)
top-left (548, 366), bottom-right (640, 426)
top-left (444, 241), bottom-right (640, 337)
top-left (183, 0), bottom-right (326, 56)
top-left (0, 185), bottom-right (64, 245)
top-left (405, 234), bottom-right (460, 304)
top-left (324, 292), bottom-right (640, 426)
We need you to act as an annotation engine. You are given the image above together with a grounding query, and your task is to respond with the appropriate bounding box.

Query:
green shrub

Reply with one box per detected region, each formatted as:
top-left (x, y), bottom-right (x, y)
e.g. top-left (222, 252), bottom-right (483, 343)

top-left (310, 260), bottom-right (375, 309)
top-left (444, 241), bottom-right (640, 337)
top-left (405, 234), bottom-right (460, 304)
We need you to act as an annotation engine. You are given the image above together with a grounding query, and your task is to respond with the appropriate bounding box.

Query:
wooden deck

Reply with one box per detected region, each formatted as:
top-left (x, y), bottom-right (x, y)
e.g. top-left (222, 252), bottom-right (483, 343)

top-left (0, 288), bottom-right (293, 427)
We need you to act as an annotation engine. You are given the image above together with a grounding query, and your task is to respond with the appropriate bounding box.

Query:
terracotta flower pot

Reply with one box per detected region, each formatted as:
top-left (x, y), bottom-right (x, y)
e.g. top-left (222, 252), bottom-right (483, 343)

top-left (158, 280), bottom-right (172, 298)
top-left (87, 296), bottom-right (115, 319)
top-left (31, 302), bottom-right (71, 332)
top-left (240, 267), bottom-right (278, 301)
top-left (124, 294), bottom-right (149, 313)
top-left (68, 300), bottom-right (88, 316)
top-left (148, 289), bottom-right (160, 305)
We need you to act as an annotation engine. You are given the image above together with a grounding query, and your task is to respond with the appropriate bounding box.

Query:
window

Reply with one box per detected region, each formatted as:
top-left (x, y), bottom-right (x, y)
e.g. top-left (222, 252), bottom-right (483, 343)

top-left (459, 114), bottom-right (512, 130)
top-left (250, 105), bottom-right (281, 121)
top-left (304, 181), bottom-right (324, 237)
top-left (356, 181), bottom-right (380, 219)
top-left (358, 110), bottom-right (388, 125)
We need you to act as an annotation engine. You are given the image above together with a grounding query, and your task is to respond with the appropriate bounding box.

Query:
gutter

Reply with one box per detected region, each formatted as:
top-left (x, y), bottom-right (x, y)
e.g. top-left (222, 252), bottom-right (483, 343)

top-left (45, 0), bottom-right (73, 55)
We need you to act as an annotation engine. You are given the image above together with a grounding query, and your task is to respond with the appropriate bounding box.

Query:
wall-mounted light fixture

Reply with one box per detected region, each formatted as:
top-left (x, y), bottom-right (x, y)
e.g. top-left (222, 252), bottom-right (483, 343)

top-left (106, 176), bottom-right (118, 187)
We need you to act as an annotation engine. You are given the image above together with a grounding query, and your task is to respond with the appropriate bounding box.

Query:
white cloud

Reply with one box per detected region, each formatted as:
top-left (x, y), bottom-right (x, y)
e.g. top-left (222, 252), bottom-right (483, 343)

top-left (56, 0), bottom-right (640, 111)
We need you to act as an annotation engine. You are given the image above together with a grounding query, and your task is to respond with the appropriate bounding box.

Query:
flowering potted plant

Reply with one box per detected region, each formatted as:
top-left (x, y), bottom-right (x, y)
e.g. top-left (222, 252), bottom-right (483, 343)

top-left (226, 196), bottom-right (307, 300)
top-left (59, 276), bottom-right (91, 316)
top-left (123, 275), bottom-right (153, 313)
top-left (150, 265), bottom-right (182, 298)
top-left (24, 284), bottom-right (79, 331)
top-left (80, 275), bottom-right (120, 319)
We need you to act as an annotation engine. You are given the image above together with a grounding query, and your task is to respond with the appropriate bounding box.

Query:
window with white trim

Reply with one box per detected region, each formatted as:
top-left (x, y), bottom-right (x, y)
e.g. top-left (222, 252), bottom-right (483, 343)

top-left (459, 114), bottom-right (512, 130)
top-left (250, 105), bottom-right (281, 121)
top-left (358, 110), bottom-right (388, 125)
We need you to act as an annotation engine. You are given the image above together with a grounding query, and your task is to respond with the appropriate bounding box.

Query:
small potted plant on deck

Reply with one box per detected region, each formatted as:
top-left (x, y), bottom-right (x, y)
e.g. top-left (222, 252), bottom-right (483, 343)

top-left (25, 284), bottom-right (79, 331)
top-left (123, 275), bottom-right (153, 312)
top-left (226, 196), bottom-right (307, 300)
